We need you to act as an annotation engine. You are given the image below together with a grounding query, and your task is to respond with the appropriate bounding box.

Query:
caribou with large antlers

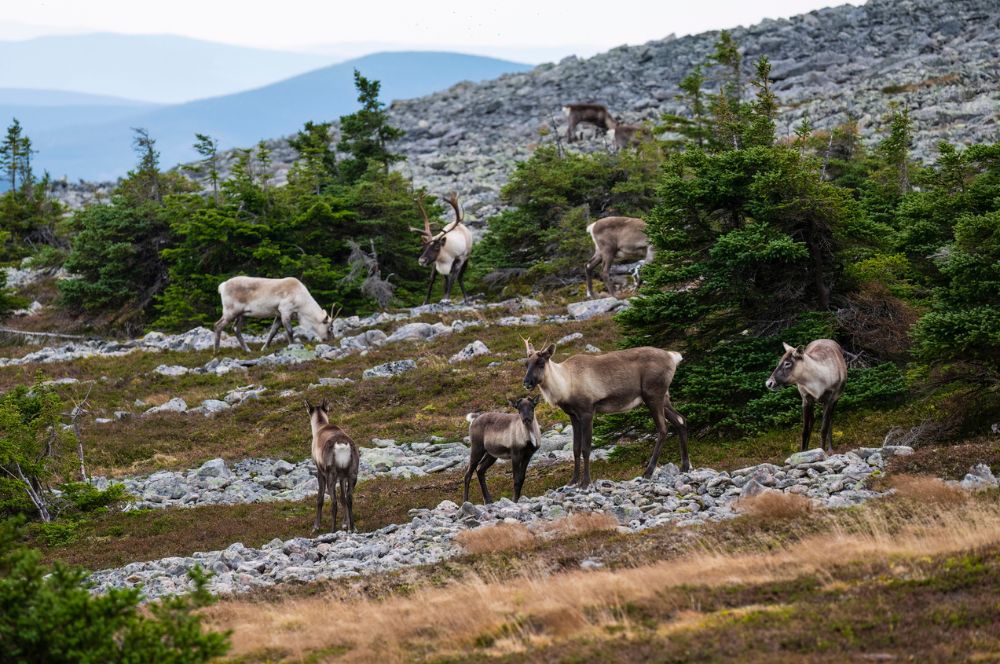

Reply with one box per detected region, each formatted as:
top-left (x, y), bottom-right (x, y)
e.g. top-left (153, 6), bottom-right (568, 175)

top-left (522, 338), bottom-right (689, 487)
top-left (410, 192), bottom-right (473, 304)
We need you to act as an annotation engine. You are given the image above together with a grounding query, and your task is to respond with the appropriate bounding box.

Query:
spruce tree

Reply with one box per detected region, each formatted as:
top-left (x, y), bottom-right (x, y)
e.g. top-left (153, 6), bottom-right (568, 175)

top-left (336, 70), bottom-right (403, 183)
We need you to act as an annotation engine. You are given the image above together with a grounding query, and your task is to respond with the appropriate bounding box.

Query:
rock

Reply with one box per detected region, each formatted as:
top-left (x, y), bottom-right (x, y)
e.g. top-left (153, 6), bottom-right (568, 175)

top-left (584, 344), bottom-right (602, 353)
top-left (371, 438), bottom-right (397, 448)
top-left (556, 332), bottom-right (583, 345)
top-left (739, 479), bottom-right (767, 499)
top-left (200, 399), bottom-right (231, 416)
top-left (316, 377), bottom-right (354, 387)
top-left (196, 458), bottom-right (231, 479)
top-left (154, 364), bottom-right (190, 377)
top-left (449, 340), bottom-right (490, 363)
top-left (363, 360), bottom-right (417, 380)
top-left (143, 398), bottom-right (188, 416)
top-left (385, 322), bottom-right (449, 344)
top-left (960, 464), bottom-right (998, 491)
top-left (567, 297), bottom-right (629, 320)
top-left (785, 449), bottom-right (827, 466)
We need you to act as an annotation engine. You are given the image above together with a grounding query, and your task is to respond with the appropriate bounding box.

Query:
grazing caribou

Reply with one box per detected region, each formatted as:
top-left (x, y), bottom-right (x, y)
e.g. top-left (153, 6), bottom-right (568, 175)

top-left (563, 103), bottom-right (618, 142)
top-left (306, 399), bottom-right (360, 533)
top-left (214, 276), bottom-right (334, 353)
top-left (463, 396), bottom-right (542, 504)
top-left (410, 192), bottom-right (473, 305)
top-left (585, 216), bottom-right (653, 298)
top-left (765, 340), bottom-right (848, 452)
top-left (523, 340), bottom-right (688, 487)
top-left (608, 123), bottom-right (650, 150)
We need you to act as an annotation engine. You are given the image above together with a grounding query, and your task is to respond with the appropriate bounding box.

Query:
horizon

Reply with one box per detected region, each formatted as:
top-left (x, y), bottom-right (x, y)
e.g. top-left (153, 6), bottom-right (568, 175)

top-left (2, 0), bottom-right (865, 69)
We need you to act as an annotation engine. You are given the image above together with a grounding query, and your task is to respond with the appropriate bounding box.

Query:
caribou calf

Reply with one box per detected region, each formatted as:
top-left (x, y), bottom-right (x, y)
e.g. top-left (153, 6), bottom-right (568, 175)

top-left (765, 340), bottom-right (848, 452)
top-left (523, 340), bottom-right (688, 487)
top-left (306, 399), bottom-right (359, 533)
top-left (563, 103), bottom-right (618, 142)
top-left (585, 216), bottom-right (653, 298)
top-left (464, 397), bottom-right (542, 504)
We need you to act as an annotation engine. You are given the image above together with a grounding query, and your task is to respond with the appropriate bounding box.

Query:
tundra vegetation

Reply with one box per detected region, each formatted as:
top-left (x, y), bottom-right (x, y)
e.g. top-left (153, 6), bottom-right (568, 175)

top-left (0, 29), bottom-right (997, 662)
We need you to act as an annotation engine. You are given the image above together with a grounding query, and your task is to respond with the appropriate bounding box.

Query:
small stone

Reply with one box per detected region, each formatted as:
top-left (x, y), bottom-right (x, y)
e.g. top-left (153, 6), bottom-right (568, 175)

top-left (785, 449), bottom-right (827, 466)
top-left (449, 340), bottom-right (490, 363)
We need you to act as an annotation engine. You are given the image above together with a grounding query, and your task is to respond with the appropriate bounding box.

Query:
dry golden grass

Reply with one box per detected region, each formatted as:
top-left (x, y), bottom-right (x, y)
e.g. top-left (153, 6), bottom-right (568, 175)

top-left (536, 511), bottom-right (620, 538)
top-left (206, 498), bottom-right (1000, 663)
top-left (735, 490), bottom-right (813, 519)
top-left (454, 522), bottom-right (537, 554)
top-left (887, 474), bottom-right (969, 505)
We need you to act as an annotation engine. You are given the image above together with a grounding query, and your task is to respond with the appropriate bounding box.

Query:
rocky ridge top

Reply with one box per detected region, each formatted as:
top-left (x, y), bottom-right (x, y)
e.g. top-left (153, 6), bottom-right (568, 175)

top-left (51, 0), bottom-right (1000, 220)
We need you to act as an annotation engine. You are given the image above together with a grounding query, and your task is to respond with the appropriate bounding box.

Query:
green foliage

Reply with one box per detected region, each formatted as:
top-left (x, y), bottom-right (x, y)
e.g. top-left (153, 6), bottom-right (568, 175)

top-left (0, 384), bottom-right (68, 519)
top-left (0, 269), bottom-right (29, 318)
top-left (60, 481), bottom-right (131, 514)
top-left (336, 69), bottom-right (404, 183)
top-left (0, 519), bottom-right (230, 662)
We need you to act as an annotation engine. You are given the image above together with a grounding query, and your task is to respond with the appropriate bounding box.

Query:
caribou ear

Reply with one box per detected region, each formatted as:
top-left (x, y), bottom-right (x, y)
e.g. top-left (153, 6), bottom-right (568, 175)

top-left (782, 342), bottom-right (795, 354)
top-left (539, 344), bottom-right (556, 359)
top-left (794, 345), bottom-right (805, 358)
top-left (320, 399), bottom-right (330, 411)
top-left (531, 395), bottom-right (541, 406)
top-left (508, 398), bottom-right (518, 409)
top-left (304, 400), bottom-right (313, 412)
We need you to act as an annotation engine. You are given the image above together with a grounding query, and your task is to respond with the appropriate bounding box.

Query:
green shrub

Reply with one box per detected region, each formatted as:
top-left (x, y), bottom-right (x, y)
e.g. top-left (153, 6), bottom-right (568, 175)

top-left (0, 519), bottom-right (230, 662)
top-left (59, 482), bottom-right (131, 514)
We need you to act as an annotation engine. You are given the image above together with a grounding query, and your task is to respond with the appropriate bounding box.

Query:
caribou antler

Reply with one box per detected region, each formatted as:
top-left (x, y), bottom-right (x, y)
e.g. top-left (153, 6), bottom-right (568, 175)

top-left (409, 192), bottom-right (433, 237)
top-left (521, 335), bottom-right (534, 355)
top-left (443, 191), bottom-right (462, 224)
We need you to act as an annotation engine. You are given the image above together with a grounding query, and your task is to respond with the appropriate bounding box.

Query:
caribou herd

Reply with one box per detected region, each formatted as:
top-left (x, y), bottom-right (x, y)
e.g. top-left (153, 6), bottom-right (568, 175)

top-left (208, 104), bottom-right (849, 532)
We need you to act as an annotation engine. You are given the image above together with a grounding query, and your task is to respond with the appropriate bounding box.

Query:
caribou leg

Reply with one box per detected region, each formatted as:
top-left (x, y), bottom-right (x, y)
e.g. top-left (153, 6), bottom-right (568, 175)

top-left (476, 454), bottom-right (497, 503)
top-left (820, 398), bottom-right (838, 452)
top-left (801, 395), bottom-right (816, 450)
top-left (463, 442), bottom-right (487, 504)
top-left (578, 411), bottom-right (594, 488)
top-left (601, 254), bottom-right (616, 298)
top-left (232, 315), bottom-right (251, 353)
top-left (643, 394), bottom-right (670, 479)
top-left (213, 314), bottom-right (234, 354)
top-left (262, 317), bottom-right (282, 350)
top-left (568, 413), bottom-right (582, 486)
top-left (584, 253), bottom-right (603, 298)
top-left (312, 471), bottom-right (326, 533)
top-left (456, 259), bottom-right (470, 304)
top-left (512, 450), bottom-right (528, 502)
top-left (328, 470), bottom-right (338, 533)
top-left (664, 398), bottom-right (690, 472)
top-left (423, 267), bottom-right (438, 305)
top-left (281, 313), bottom-right (295, 345)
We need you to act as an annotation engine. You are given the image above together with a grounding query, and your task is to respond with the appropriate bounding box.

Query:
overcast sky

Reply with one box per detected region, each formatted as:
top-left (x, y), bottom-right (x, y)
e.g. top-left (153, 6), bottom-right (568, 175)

top-left (4, 0), bottom-right (863, 61)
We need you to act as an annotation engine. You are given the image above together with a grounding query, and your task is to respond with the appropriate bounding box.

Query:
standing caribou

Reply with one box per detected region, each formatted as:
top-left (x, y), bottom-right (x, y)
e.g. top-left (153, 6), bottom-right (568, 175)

top-left (608, 123), bottom-right (650, 150)
top-left (522, 340), bottom-right (688, 487)
top-left (563, 103), bottom-right (618, 142)
top-left (463, 396), bottom-right (542, 504)
top-left (585, 216), bottom-right (653, 298)
top-left (411, 192), bottom-right (473, 305)
top-left (766, 340), bottom-right (848, 452)
top-left (214, 276), bottom-right (335, 353)
top-left (306, 399), bottom-right (360, 533)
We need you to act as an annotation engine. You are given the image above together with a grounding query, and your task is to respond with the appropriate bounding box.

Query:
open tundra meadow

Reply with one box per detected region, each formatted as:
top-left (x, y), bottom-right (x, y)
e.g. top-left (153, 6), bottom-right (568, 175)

top-left (1, 0), bottom-right (999, 661)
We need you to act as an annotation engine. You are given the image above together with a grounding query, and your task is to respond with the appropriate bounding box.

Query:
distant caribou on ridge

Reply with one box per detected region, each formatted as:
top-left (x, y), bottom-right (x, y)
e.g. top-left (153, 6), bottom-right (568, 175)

top-left (766, 340), bottom-right (848, 452)
top-left (410, 192), bottom-right (473, 305)
top-left (214, 276), bottom-right (335, 353)
top-left (563, 103), bottom-right (618, 142)
top-left (585, 216), bottom-right (653, 298)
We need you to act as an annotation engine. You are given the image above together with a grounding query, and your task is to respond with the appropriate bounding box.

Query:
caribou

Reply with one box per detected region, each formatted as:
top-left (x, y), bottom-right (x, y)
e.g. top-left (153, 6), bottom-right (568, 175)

top-left (410, 192), bottom-right (473, 305)
top-left (585, 216), bottom-right (653, 298)
top-left (306, 399), bottom-right (360, 533)
top-left (766, 340), bottom-right (848, 452)
top-left (563, 103), bottom-right (618, 142)
top-left (214, 276), bottom-right (335, 353)
top-left (463, 396), bottom-right (542, 504)
top-left (608, 123), bottom-right (650, 150)
top-left (522, 339), bottom-right (688, 487)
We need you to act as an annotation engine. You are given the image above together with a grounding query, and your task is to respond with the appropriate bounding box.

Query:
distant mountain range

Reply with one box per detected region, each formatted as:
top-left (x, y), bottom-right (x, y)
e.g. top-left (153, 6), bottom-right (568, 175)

top-left (2, 51), bottom-right (532, 181)
top-left (0, 33), bottom-right (339, 103)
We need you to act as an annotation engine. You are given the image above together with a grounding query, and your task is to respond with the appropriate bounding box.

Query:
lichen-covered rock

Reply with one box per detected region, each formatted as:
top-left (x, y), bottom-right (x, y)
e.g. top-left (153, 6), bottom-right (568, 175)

top-left (449, 340), bottom-right (490, 363)
top-left (362, 359), bottom-right (416, 379)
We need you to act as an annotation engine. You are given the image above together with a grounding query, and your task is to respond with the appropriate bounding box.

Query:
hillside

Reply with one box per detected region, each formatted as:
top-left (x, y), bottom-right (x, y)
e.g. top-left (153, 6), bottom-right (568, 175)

top-left (21, 51), bottom-right (532, 181)
top-left (67, 0), bottom-right (990, 223)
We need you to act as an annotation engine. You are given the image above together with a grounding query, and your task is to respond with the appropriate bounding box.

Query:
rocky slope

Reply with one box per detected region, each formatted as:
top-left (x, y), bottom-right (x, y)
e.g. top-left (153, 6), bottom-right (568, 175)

top-left (51, 0), bottom-right (1000, 219)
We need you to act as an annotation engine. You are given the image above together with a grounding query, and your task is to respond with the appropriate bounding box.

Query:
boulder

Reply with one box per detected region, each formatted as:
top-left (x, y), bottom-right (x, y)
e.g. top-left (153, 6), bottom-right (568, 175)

top-left (143, 398), bottom-right (188, 416)
top-left (785, 449), bottom-right (827, 466)
top-left (363, 359), bottom-right (417, 380)
top-left (567, 297), bottom-right (630, 320)
top-left (449, 340), bottom-right (490, 363)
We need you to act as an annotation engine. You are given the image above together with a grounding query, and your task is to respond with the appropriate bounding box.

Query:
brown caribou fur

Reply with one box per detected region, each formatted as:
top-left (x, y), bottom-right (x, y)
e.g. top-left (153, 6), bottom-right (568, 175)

top-left (306, 399), bottom-right (360, 533)
top-left (585, 216), bottom-right (653, 298)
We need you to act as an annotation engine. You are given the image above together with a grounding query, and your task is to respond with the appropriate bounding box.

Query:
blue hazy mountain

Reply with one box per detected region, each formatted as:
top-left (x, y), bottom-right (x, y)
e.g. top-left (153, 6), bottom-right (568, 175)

top-left (0, 33), bottom-right (337, 103)
top-left (9, 51), bottom-right (531, 181)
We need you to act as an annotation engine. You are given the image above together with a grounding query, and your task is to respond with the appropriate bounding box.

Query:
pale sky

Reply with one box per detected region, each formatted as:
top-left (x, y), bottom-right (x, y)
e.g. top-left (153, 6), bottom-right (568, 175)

top-left (4, 0), bottom-right (864, 61)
